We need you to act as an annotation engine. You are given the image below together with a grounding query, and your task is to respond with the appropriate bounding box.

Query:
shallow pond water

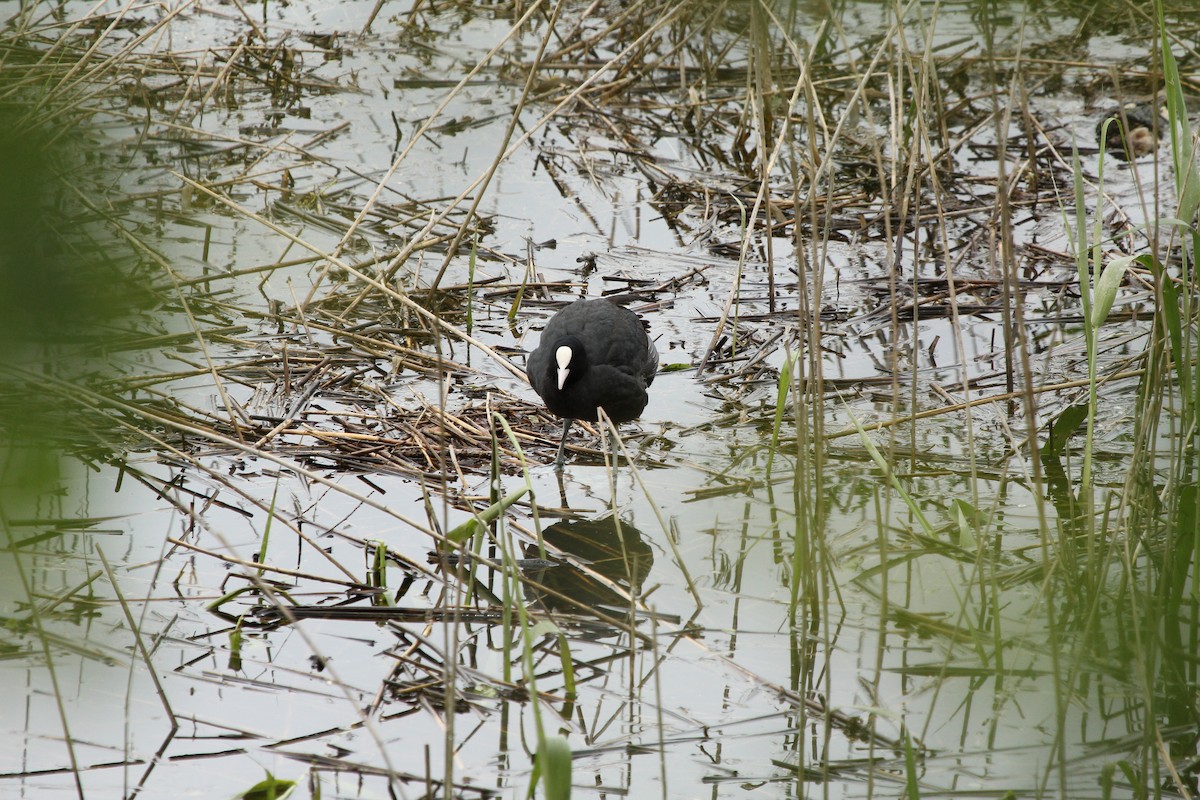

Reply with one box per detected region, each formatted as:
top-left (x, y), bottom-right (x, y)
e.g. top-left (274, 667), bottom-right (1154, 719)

top-left (2, 0), bottom-right (1198, 798)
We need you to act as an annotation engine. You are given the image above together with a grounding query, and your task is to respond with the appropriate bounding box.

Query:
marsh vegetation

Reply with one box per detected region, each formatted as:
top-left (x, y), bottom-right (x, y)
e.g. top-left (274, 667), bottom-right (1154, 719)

top-left (2, 0), bottom-right (1199, 797)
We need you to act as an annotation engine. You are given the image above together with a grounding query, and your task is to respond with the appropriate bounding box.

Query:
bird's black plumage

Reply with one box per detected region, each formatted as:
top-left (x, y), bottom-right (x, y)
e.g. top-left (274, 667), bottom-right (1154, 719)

top-left (527, 298), bottom-right (658, 466)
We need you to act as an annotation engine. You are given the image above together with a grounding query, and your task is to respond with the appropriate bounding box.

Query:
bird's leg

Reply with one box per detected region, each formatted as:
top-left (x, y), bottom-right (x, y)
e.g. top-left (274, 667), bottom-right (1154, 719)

top-left (553, 419), bottom-right (573, 470)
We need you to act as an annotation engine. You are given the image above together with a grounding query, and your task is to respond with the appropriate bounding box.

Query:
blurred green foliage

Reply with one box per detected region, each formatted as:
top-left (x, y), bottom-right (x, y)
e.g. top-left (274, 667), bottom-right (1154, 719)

top-left (0, 115), bottom-right (91, 347)
top-left (0, 84), bottom-right (135, 513)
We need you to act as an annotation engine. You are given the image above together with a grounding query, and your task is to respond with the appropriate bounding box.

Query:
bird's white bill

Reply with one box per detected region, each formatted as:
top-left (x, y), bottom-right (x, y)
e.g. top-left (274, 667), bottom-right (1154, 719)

top-left (555, 345), bottom-right (572, 390)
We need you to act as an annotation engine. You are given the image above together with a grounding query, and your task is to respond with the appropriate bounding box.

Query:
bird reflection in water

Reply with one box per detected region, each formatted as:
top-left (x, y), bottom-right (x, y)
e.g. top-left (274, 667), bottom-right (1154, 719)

top-left (525, 514), bottom-right (654, 619)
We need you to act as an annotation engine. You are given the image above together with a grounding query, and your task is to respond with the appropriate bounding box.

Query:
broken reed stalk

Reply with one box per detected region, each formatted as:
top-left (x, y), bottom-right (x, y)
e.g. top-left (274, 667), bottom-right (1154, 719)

top-left (426, 0), bottom-right (566, 290)
top-left (354, 0), bottom-right (696, 301)
top-left (324, 0), bottom-right (552, 309)
top-left (695, 29), bottom-right (820, 371)
top-left (175, 173), bottom-right (529, 380)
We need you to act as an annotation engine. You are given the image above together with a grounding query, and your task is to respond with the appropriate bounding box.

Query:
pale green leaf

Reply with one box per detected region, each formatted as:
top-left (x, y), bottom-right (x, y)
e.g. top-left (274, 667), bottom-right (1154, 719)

top-left (1090, 255), bottom-right (1135, 328)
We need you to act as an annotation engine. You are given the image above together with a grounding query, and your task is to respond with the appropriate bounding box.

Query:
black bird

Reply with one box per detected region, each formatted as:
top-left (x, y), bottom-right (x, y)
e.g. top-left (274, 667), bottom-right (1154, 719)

top-left (1097, 102), bottom-right (1165, 160)
top-left (526, 298), bottom-right (658, 468)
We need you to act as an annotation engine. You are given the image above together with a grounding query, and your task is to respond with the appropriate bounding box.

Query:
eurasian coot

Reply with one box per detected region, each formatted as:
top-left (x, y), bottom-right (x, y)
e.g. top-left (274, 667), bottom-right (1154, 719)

top-left (527, 298), bottom-right (658, 468)
top-left (1097, 102), bottom-right (1164, 160)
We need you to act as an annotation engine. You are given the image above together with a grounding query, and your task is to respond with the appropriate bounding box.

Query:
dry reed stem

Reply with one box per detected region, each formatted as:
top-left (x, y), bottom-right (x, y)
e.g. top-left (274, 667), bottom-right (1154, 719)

top-left (3, 6), bottom-right (1185, 794)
